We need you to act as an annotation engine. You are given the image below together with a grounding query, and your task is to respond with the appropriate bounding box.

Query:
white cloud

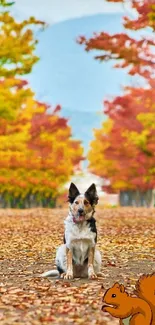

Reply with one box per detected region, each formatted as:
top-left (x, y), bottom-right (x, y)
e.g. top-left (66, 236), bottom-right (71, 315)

top-left (13, 0), bottom-right (125, 24)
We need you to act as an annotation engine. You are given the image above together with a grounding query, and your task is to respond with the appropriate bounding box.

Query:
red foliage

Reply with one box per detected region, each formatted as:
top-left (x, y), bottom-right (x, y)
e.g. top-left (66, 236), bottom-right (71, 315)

top-left (78, 0), bottom-right (155, 80)
top-left (103, 87), bottom-right (155, 190)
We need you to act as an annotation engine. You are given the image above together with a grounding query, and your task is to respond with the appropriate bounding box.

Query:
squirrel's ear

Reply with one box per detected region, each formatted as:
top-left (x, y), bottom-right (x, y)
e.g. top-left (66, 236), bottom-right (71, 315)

top-left (113, 283), bottom-right (125, 293)
top-left (120, 284), bottom-right (125, 293)
top-left (113, 282), bottom-right (120, 289)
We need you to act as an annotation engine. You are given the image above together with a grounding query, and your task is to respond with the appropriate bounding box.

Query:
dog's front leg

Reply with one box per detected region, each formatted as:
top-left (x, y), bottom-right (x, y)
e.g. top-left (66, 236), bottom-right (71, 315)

top-left (63, 247), bottom-right (73, 280)
top-left (88, 247), bottom-right (97, 279)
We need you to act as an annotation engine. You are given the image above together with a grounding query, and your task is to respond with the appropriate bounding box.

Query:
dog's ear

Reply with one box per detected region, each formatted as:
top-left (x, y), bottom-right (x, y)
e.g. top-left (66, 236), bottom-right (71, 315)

top-left (85, 183), bottom-right (99, 205)
top-left (68, 183), bottom-right (80, 203)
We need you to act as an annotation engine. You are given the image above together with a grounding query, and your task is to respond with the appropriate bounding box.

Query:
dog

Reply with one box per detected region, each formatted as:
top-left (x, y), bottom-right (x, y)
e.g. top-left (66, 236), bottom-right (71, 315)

top-left (41, 183), bottom-right (102, 279)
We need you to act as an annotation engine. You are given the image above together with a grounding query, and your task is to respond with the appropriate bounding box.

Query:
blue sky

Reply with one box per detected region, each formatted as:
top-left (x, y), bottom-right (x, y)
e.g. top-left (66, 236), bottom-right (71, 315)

top-left (13, 0), bottom-right (129, 23)
top-left (12, 0), bottom-right (134, 153)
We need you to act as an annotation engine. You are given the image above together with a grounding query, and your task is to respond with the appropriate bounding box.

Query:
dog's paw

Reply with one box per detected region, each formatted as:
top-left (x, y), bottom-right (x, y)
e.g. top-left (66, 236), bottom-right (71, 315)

top-left (60, 271), bottom-right (73, 280)
top-left (64, 272), bottom-right (73, 280)
top-left (88, 267), bottom-right (97, 279)
top-left (89, 272), bottom-right (97, 279)
top-left (60, 273), bottom-right (66, 279)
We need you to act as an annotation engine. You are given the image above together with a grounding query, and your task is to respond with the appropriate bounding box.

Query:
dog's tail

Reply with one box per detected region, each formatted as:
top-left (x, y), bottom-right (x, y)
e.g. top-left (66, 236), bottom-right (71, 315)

top-left (40, 269), bottom-right (59, 277)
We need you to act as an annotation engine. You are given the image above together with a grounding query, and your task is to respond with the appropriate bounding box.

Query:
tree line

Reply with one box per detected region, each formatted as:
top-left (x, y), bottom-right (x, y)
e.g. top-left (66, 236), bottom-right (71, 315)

top-left (79, 0), bottom-right (155, 207)
top-left (0, 0), bottom-right (83, 208)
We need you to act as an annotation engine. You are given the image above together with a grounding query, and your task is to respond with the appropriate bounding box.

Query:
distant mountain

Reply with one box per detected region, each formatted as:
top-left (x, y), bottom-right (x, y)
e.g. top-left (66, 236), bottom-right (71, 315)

top-left (27, 13), bottom-right (131, 151)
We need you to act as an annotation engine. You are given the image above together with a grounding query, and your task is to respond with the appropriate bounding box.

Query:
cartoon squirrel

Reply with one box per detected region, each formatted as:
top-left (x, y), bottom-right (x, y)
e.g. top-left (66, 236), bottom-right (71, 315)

top-left (102, 273), bottom-right (155, 325)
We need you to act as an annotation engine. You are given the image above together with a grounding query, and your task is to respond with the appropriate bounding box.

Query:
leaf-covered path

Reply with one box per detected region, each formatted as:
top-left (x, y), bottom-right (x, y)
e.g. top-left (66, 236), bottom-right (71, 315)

top-left (0, 208), bottom-right (155, 325)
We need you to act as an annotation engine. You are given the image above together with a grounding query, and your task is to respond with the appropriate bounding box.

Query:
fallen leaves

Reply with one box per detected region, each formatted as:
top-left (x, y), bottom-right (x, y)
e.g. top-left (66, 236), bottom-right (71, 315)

top-left (0, 207), bottom-right (154, 324)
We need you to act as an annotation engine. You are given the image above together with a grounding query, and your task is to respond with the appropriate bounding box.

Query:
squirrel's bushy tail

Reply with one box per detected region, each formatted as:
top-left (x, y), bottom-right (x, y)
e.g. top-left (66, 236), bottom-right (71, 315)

top-left (135, 273), bottom-right (155, 324)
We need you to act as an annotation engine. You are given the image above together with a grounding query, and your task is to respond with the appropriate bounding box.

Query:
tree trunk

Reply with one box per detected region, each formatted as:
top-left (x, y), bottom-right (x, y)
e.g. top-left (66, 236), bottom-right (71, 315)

top-left (119, 189), bottom-right (153, 207)
top-left (0, 192), bottom-right (57, 209)
top-left (0, 194), bottom-right (6, 208)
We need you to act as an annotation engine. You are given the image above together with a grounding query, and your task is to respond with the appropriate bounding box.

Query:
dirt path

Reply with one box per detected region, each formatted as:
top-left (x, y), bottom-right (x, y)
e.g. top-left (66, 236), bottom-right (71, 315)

top-left (0, 208), bottom-right (155, 324)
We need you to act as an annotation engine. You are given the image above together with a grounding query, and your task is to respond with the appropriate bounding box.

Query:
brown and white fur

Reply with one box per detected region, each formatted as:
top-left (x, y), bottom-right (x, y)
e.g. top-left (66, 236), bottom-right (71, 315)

top-left (41, 183), bottom-right (101, 279)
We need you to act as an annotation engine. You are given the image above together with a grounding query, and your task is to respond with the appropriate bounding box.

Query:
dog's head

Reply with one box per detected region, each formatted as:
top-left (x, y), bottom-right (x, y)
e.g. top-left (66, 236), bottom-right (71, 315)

top-left (68, 183), bottom-right (99, 223)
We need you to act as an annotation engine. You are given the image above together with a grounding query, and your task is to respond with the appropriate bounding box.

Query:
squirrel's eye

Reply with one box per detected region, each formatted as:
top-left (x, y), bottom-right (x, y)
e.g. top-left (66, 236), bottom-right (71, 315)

top-left (112, 294), bottom-right (116, 298)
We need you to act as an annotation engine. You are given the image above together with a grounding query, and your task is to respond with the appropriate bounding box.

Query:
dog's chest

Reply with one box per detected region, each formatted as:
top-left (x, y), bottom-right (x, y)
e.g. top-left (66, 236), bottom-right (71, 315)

top-left (65, 221), bottom-right (96, 265)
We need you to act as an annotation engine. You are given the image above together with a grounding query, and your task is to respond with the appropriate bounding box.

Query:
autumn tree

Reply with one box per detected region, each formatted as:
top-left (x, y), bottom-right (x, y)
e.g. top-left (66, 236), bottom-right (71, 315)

top-left (79, 0), bottom-right (155, 206)
top-left (78, 0), bottom-right (155, 80)
top-left (88, 87), bottom-right (155, 206)
top-left (0, 0), bottom-right (44, 120)
top-left (0, 96), bottom-right (83, 208)
top-left (0, 1), bottom-right (84, 208)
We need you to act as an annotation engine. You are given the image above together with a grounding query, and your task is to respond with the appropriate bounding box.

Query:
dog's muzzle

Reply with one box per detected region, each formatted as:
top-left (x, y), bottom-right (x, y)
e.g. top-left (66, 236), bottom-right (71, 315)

top-left (73, 209), bottom-right (85, 223)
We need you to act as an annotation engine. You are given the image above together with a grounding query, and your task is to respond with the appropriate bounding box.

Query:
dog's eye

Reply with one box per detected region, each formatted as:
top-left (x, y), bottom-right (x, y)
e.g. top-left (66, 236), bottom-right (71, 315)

top-left (75, 201), bottom-right (79, 205)
top-left (84, 200), bottom-right (89, 206)
top-left (112, 294), bottom-right (116, 298)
